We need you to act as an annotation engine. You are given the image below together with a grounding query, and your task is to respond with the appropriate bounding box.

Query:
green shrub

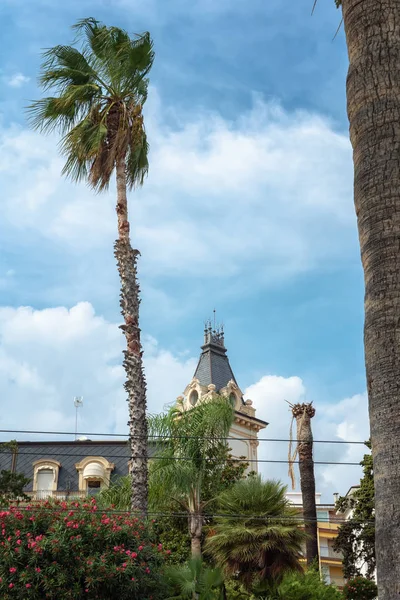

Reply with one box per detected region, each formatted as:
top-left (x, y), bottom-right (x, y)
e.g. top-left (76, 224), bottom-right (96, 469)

top-left (274, 570), bottom-right (343, 600)
top-left (343, 576), bottom-right (377, 600)
top-left (0, 499), bottom-right (168, 599)
top-left (227, 569), bottom-right (343, 600)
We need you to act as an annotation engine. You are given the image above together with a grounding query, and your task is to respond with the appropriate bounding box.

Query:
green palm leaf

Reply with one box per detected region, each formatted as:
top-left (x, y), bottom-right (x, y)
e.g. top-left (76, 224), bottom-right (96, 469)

top-left (27, 17), bottom-right (153, 191)
top-left (205, 475), bottom-right (306, 589)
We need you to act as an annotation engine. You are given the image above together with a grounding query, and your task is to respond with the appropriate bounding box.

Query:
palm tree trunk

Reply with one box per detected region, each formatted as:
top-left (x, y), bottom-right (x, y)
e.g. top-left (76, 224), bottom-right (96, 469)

top-left (292, 403), bottom-right (318, 566)
top-left (189, 511), bottom-right (203, 559)
top-left (114, 156), bottom-right (148, 514)
top-left (341, 1), bottom-right (400, 596)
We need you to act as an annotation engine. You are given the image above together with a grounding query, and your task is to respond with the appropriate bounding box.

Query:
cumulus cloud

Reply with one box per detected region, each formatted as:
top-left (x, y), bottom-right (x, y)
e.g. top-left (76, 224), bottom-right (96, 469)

top-left (5, 73), bottom-right (30, 88)
top-left (0, 94), bottom-right (355, 303)
top-left (244, 376), bottom-right (369, 502)
top-left (0, 302), bottom-right (195, 438)
top-left (0, 300), bottom-right (367, 500)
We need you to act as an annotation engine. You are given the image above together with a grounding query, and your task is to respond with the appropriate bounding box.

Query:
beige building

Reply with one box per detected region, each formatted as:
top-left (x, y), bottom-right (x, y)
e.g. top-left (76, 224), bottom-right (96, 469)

top-left (287, 492), bottom-right (346, 588)
top-left (179, 324), bottom-right (267, 470)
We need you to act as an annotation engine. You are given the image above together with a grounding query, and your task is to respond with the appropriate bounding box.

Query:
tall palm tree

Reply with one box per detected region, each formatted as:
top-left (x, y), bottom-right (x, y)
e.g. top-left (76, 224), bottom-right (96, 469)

top-left (27, 18), bottom-right (154, 514)
top-left (205, 476), bottom-right (306, 590)
top-left (148, 396), bottom-right (235, 559)
top-left (336, 1), bottom-right (400, 596)
top-left (288, 402), bottom-right (318, 566)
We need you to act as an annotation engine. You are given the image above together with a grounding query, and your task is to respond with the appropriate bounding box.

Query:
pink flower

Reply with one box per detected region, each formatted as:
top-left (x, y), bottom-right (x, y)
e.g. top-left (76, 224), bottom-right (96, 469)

top-left (35, 567), bottom-right (41, 573)
top-left (138, 545), bottom-right (144, 551)
top-left (16, 539), bottom-right (22, 545)
top-left (9, 583), bottom-right (14, 588)
top-left (9, 567), bottom-right (17, 573)
top-left (26, 583), bottom-right (32, 588)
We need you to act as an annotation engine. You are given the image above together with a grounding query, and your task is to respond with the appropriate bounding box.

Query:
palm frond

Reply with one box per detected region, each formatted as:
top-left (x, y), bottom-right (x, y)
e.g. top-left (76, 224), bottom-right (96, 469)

top-left (97, 475), bottom-right (132, 510)
top-left (40, 45), bottom-right (96, 90)
top-left (27, 97), bottom-right (77, 134)
top-left (205, 476), bottom-right (306, 588)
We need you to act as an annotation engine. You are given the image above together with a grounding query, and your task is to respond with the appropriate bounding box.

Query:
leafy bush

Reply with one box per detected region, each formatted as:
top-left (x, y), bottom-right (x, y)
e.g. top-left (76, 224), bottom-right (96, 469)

top-left (0, 499), bottom-right (168, 599)
top-left (224, 570), bottom-right (343, 600)
top-left (272, 570), bottom-right (343, 600)
top-left (343, 576), bottom-right (377, 600)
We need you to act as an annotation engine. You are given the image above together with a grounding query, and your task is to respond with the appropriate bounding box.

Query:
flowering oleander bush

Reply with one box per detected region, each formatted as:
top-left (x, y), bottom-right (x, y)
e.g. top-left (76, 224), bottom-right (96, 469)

top-left (342, 576), bottom-right (377, 600)
top-left (0, 499), bottom-right (168, 599)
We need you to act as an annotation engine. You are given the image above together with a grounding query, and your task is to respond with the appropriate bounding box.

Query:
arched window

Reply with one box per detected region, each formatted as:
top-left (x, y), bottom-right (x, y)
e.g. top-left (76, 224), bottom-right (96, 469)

top-left (75, 456), bottom-right (115, 494)
top-left (189, 390), bottom-right (199, 406)
top-left (229, 392), bottom-right (237, 406)
top-left (33, 460), bottom-right (61, 499)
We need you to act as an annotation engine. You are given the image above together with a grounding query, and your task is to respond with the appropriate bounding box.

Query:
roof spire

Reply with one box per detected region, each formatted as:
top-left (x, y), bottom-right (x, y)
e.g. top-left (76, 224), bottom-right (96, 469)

top-left (193, 319), bottom-right (237, 392)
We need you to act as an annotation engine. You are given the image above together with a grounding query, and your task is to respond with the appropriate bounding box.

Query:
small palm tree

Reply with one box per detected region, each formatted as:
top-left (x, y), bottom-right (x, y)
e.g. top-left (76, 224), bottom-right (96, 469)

top-left (148, 396), bottom-right (235, 559)
top-left (28, 18), bottom-right (154, 513)
top-left (165, 558), bottom-right (226, 600)
top-left (205, 476), bottom-right (306, 590)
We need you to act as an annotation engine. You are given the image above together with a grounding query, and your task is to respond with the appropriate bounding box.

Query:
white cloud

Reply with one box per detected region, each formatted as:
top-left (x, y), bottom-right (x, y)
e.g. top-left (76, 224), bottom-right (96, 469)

top-left (0, 94), bottom-right (355, 294)
top-left (245, 376), bottom-right (369, 502)
top-left (0, 301), bottom-right (368, 500)
top-left (5, 73), bottom-right (30, 88)
top-left (0, 302), bottom-right (195, 438)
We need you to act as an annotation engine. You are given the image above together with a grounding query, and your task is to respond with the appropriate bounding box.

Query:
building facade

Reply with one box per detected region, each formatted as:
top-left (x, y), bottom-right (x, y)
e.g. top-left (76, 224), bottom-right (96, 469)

top-left (1, 440), bottom-right (131, 499)
top-left (286, 492), bottom-right (346, 588)
top-left (180, 324), bottom-right (267, 469)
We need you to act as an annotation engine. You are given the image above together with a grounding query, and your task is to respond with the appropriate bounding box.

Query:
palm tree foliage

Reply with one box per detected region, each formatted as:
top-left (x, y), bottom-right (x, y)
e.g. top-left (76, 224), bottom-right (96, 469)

top-left (28, 17), bottom-right (153, 191)
top-left (97, 474), bottom-right (132, 510)
top-left (205, 476), bottom-right (306, 589)
top-left (28, 18), bottom-right (154, 514)
top-left (165, 558), bottom-right (225, 600)
top-left (148, 396), bottom-right (235, 558)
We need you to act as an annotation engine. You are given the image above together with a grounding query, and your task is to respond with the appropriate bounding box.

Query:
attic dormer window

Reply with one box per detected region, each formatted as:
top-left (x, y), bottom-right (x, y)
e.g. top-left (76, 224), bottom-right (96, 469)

top-left (189, 390), bottom-right (199, 406)
top-left (229, 392), bottom-right (237, 406)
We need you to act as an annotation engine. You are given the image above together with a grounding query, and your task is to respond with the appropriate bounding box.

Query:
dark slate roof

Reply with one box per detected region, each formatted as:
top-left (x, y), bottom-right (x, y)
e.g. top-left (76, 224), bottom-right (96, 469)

top-left (2, 441), bottom-right (132, 492)
top-left (193, 328), bottom-right (240, 395)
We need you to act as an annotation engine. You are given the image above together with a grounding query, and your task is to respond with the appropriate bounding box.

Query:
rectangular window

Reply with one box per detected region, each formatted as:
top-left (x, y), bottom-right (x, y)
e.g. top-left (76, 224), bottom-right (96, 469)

top-left (317, 510), bottom-right (329, 523)
top-left (37, 469), bottom-right (54, 498)
top-left (87, 480), bottom-right (101, 496)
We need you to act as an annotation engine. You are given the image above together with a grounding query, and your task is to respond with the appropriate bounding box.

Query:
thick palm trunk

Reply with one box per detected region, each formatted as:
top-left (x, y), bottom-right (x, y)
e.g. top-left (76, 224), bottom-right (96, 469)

top-left (292, 403), bottom-right (318, 566)
top-left (342, 1), bottom-right (400, 596)
top-left (114, 157), bottom-right (148, 514)
top-left (189, 511), bottom-right (203, 559)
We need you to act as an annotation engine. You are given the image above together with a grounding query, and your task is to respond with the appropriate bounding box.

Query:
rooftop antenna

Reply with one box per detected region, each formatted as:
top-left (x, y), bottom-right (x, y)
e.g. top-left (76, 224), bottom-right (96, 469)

top-left (74, 396), bottom-right (83, 440)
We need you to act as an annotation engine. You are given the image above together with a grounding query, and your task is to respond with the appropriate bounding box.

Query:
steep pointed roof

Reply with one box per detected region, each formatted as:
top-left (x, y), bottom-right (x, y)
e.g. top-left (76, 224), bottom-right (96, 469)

top-left (193, 326), bottom-right (240, 394)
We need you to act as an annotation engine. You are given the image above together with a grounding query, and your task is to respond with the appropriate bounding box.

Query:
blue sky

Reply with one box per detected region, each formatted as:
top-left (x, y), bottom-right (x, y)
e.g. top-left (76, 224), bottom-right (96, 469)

top-left (0, 0), bottom-right (368, 498)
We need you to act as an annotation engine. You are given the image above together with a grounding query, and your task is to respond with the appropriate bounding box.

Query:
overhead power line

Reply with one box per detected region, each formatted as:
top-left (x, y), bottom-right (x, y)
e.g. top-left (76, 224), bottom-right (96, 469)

top-left (0, 506), bottom-right (374, 524)
top-left (0, 448), bottom-right (363, 466)
top-left (0, 429), bottom-right (368, 446)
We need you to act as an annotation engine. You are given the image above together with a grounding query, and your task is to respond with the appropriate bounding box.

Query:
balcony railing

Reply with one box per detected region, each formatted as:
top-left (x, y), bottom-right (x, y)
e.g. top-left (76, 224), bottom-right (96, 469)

top-left (26, 490), bottom-right (87, 501)
top-left (320, 547), bottom-right (343, 560)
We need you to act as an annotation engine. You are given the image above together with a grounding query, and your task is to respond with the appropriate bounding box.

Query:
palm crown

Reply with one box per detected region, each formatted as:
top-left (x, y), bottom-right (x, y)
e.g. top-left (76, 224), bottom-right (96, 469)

top-left (148, 396), bottom-right (235, 511)
top-left (28, 17), bottom-right (154, 191)
top-left (205, 475), bottom-right (306, 588)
